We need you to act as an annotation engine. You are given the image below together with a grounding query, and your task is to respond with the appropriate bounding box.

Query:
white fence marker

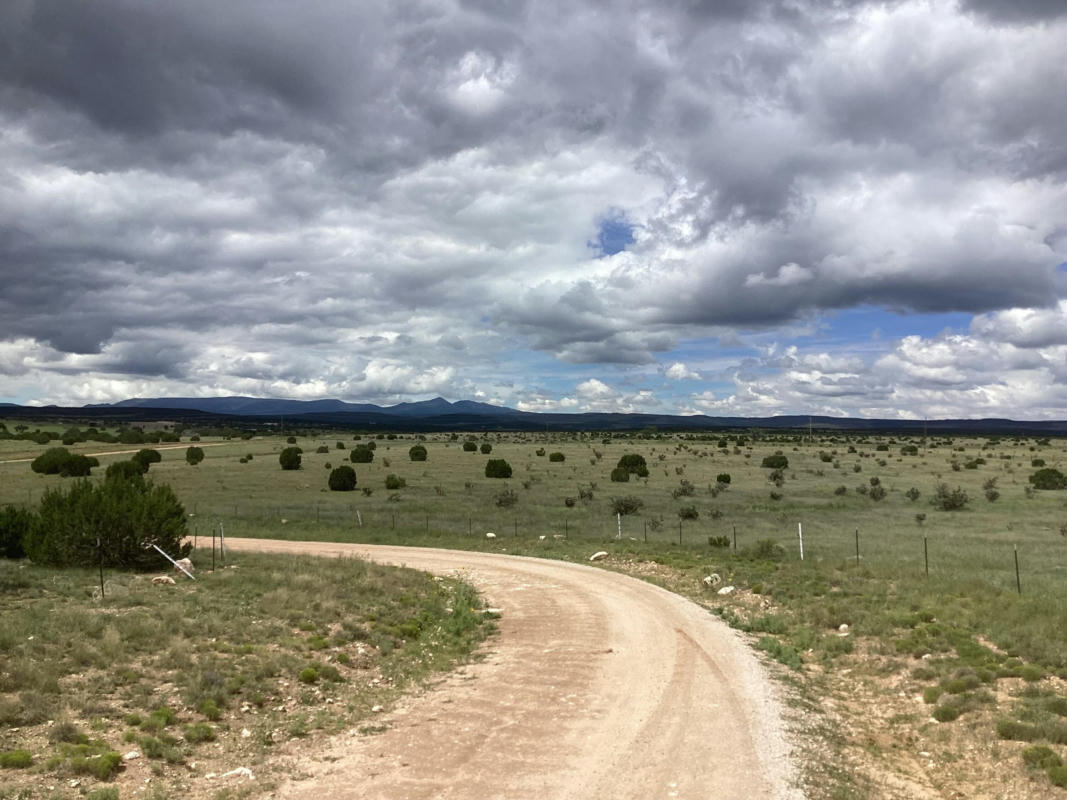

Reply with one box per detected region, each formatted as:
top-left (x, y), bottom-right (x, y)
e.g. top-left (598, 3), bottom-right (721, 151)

top-left (151, 544), bottom-right (196, 580)
top-left (798, 522), bottom-right (804, 561)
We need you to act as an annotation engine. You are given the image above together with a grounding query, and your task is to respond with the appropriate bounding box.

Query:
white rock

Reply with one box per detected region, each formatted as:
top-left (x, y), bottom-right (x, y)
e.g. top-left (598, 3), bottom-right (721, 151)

top-left (717, 585), bottom-right (736, 596)
top-left (838, 623), bottom-right (850, 635)
top-left (151, 575), bottom-right (176, 585)
top-left (538, 535), bottom-right (546, 541)
top-left (372, 705), bottom-right (384, 713)
top-left (484, 532), bottom-right (496, 539)
top-left (123, 751), bottom-right (141, 761)
top-left (702, 573), bottom-right (722, 588)
top-left (240, 728), bottom-right (251, 738)
top-left (589, 551), bottom-right (608, 562)
top-left (220, 767), bottom-right (254, 781)
top-left (173, 558), bottom-right (195, 574)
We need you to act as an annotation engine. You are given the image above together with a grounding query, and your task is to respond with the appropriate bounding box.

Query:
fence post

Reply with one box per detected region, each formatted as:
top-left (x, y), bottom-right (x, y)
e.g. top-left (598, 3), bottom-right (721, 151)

top-left (924, 535), bottom-right (929, 577)
top-left (855, 528), bottom-right (860, 565)
top-left (1011, 546), bottom-right (1020, 597)
top-left (797, 522), bottom-right (804, 561)
top-left (732, 526), bottom-right (736, 552)
top-left (97, 539), bottom-right (104, 601)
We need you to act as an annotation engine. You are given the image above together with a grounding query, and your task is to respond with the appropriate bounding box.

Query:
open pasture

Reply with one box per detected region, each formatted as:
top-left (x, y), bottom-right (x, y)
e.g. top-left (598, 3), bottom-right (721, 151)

top-left (4, 428), bottom-right (1063, 593)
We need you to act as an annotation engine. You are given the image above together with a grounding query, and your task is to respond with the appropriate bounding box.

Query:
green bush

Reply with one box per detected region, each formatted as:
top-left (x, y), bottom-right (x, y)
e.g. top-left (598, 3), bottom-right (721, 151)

top-left (31, 447), bottom-right (75, 475)
top-left (23, 475), bottom-right (189, 570)
top-left (183, 722), bottom-right (216, 743)
top-left (610, 467), bottom-right (630, 483)
top-left (106, 459), bottom-right (147, 481)
top-left (931, 483), bottom-right (969, 510)
top-left (480, 443), bottom-right (493, 454)
top-left (678, 506), bottom-right (699, 520)
top-left (350, 445), bottom-right (374, 463)
top-left (132, 448), bottom-right (162, 470)
top-left (1029, 468), bottom-right (1067, 490)
top-left (328, 466), bottom-right (357, 491)
top-left (716, 473), bottom-right (731, 484)
top-left (185, 446), bottom-right (204, 465)
top-left (315, 445), bottom-right (330, 454)
top-left (409, 445), bottom-right (428, 461)
top-left (384, 474), bottom-right (406, 490)
top-left (611, 496), bottom-right (643, 515)
top-left (462, 441), bottom-right (477, 452)
top-left (485, 459), bottom-right (512, 479)
top-left (548, 452), bottom-right (565, 462)
top-left (615, 454), bottom-right (649, 478)
top-left (1050, 765), bottom-right (1067, 788)
top-left (1022, 745), bottom-right (1063, 769)
top-left (279, 447), bottom-right (302, 470)
top-left (0, 506), bottom-right (32, 559)
top-left (86, 789), bottom-right (119, 800)
top-left (760, 454), bottom-right (789, 469)
top-left (0, 748), bottom-right (33, 768)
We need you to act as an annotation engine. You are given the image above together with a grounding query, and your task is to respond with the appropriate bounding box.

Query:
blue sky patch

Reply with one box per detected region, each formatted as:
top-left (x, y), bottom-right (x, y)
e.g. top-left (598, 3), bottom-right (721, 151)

top-left (591, 210), bottom-right (635, 257)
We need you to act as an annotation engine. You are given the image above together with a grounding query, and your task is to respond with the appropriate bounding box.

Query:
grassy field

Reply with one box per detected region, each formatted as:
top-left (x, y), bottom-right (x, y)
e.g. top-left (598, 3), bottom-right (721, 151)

top-left (0, 544), bottom-right (493, 799)
top-left (2, 424), bottom-right (1066, 797)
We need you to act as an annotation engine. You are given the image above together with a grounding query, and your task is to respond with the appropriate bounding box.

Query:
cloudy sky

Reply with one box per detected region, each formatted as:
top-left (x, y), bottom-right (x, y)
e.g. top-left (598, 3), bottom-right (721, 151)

top-left (2, 0), bottom-right (1066, 419)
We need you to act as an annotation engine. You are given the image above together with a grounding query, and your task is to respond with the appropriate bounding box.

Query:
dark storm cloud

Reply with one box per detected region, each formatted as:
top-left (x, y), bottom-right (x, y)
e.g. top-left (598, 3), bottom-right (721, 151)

top-left (0, 0), bottom-right (1064, 413)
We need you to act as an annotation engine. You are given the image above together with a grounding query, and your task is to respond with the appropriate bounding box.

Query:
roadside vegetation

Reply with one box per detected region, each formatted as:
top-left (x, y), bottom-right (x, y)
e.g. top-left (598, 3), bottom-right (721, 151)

top-left (2, 421), bottom-right (1066, 797)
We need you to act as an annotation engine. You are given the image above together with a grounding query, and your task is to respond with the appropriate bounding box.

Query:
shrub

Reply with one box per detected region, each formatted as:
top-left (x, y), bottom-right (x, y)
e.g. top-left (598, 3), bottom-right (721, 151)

top-left (931, 483), bottom-right (969, 511)
top-left (610, 467), bottom-right (630, 483)
top-left (485, 459), bottom-right (512, 478)
top-left (185, 446), bottom-right (205, 465)
top-left (279, 447), bottom-right (302, 470)
top-left (24, 475), bottom-right (189, 570)
top-left (716, 473), bottom-right (731, 485)
top-left (315, 445), bottom-right (330, 454)
top-left (132, 448), bottom-right (162, 470)
top-left (106, 459), bottom-right (147, 481)
top-left (869, 485), bottom-right (887, 501)
top-left (1029, 468), bottom-right (1067, 490)
top-left (1022, 745), bottom-right (1063, 769)
top-left (408, 445), bottom-right (428, 462)
top-left (328, 466), bottom-right (357, 491)
top-left (678, 506), bottom-right (699, 520)
top-left (615, 454), bottom-right (649, 478)
top-left (564, 496), bottom-right (576, 507)
top-left (751, 539), bottom-right (784, 560)
top-left (548, 452), bottom-right (565, 462)
top-left (462, 441), bottom-right (477, 452)
top-left (0, 506), bottom-right (32, 559)
top-left (1031, 458), bottom-right (1046, 467)
top-left (384, 474), bottom-right (405, 490)
top-left (535, 448), bottom-right (546, 456)
top-left (480, 443), bottom-right (493, 454)
top-left (31, 447), bottom-right (73, 475)
top-left (287, 436), bottom-right (297, 444)
top-left (901, 445), bottom-right (919, 455)
top-left (0, 748), bottom-right (33, 768)
top-left (183, 723), bottom-right (216, 743)
top-left (335, 441), bottom-right (346, 449)
top-left (495, 489), bottom-right (518, 508)
top-left (761, 454), bottom-right (789, 469)
top-left (351, 445), bottom-right (374, 463)
top-left (833, 485), bottom-right (848, 496)
top-left (905, 487), bottom-right (921, 502)
top-left (611, 496), bottom-right (644, 515)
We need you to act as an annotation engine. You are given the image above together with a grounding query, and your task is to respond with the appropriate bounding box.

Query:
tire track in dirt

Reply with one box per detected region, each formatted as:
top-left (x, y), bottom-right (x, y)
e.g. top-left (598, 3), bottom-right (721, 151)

top-left (225, 538), bottom-right (803, 800)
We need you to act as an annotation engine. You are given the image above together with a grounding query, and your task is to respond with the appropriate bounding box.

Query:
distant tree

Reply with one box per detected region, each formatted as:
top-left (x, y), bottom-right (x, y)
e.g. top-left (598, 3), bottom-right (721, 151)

top-left (761, 454), bottom-right (789, 469)
top-left (132, 448), bottom-right (162, 471)
top-left (328, 466), bottom-right (357, 491)
top-left (106, 460), bottom-right (146, 481)
top-left (409, 444), bottom-right (428, 462)
top-left (548, 452), bottom-right (565, 462)
top-left (931, 483), bottom-right (969, 511)
top-left (185, 446), bottom-right (205, 465)
top-left (279, 447), bottom-right (302, 470)
top-left (485, 459), bottom-right (512, 479)
top-left (30, 447), bottom-right (76, 475)
top-left (462, 441), bottom-right (477, 452)
top-left (1029, 468), bottom-right (1067, 490)
top-left (480, 443), bottom-right (493, 454)
top-left (350, 445), bottom-right (374, 463)
top-left (716, 473), bottom-right (731, 485)
top-left (615, 454), bottom-right (649, 478)
top-left (384, 474), bottom-right (406, 490)
top-left (610, 467), bottom-right (630, 483)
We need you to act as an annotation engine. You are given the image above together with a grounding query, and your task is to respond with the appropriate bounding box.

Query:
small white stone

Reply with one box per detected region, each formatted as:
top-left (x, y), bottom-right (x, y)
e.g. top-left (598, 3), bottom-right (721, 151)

top-left (123, 750), bottom-right (141, 761)
top-left (589, 551), bottom-right (609, 562)
top-left (240, 728), bottom-right (251, 738)
top-left (717, 585), bottom-right (736, 596)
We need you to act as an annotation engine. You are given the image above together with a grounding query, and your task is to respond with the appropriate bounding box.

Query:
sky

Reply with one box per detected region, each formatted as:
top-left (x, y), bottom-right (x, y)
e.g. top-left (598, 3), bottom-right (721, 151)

top-left (1, 0), bottom-right (1066, 420)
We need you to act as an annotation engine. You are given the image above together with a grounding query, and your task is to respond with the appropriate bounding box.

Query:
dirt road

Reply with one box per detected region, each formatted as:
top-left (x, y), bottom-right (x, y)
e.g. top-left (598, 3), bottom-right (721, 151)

top-left (226, 537), bottom-right (802, 800)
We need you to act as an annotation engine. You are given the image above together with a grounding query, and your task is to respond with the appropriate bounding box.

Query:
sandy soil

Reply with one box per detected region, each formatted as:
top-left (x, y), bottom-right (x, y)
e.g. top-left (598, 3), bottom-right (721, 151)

top-left (225, 537), bottom-right (803, 800)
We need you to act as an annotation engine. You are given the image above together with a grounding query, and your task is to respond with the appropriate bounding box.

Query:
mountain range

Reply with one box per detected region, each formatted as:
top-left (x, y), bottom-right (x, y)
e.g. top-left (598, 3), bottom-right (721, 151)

top-left (0, 396), bottom-right (1055, 435)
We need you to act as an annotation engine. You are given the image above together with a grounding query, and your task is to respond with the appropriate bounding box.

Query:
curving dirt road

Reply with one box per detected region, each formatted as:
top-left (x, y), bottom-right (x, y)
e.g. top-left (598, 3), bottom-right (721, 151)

top-left (225, 537), bottom-right (803, 800)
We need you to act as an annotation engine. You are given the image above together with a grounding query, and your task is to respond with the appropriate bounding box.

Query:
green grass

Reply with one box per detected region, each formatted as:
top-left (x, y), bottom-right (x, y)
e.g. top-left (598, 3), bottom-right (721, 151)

top-left (2, 427), bottom-right (1066, 799)
top-left (0, 545), bottom-right (492, 795)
